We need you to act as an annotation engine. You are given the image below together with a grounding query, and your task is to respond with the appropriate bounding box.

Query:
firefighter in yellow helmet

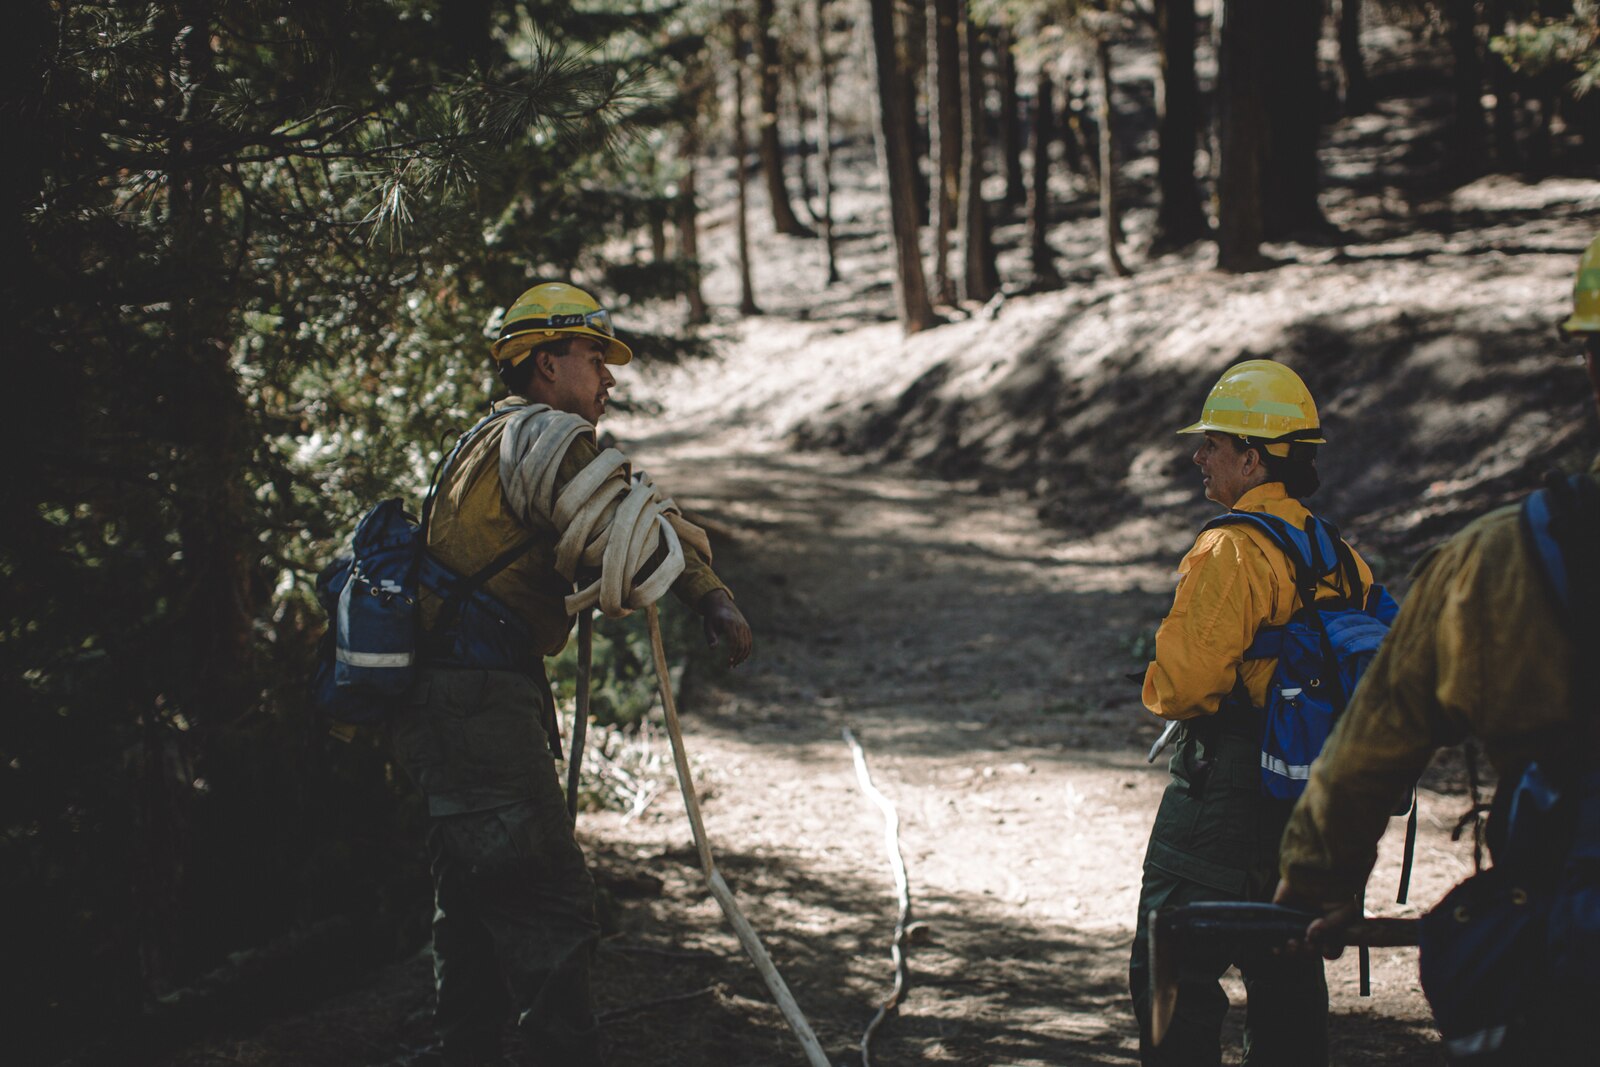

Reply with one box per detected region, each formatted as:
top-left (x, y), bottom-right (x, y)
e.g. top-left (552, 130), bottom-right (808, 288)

top-left (1128, 360), bottom-right (1385, 1066)
top-left (1271, 242), bottom-right (1600, 1061)
top-left (1560, 233), bottom-right (1600, 339)
top-left (390, 281), bottom-right (750, 1065)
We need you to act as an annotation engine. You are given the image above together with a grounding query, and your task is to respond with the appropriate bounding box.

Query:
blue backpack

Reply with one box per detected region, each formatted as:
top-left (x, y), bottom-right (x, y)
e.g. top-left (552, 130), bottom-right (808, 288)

top-left (312, 409), bottom-right (535, 725)
top-left (1201, 510), bottom-right (1400, 800)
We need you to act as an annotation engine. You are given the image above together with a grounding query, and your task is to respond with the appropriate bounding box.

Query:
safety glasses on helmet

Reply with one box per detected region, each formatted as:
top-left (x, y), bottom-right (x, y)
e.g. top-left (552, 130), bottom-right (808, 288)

top-left (499, 307), bottom-right (614, 340)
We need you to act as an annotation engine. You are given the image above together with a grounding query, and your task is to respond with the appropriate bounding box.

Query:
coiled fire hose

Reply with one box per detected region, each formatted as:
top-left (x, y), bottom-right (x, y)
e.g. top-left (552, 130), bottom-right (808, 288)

top-left (502, 407), bottom-right (829, 1067)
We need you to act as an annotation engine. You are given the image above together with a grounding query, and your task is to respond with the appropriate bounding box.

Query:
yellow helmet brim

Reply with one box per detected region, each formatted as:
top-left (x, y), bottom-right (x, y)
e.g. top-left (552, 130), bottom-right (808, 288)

top-left (496, 329), bottom-right (633, 367)
top-left (1561, 312), bottom-right (1600, 336)
top-left (1178, 418), bottom-right (1326, 444)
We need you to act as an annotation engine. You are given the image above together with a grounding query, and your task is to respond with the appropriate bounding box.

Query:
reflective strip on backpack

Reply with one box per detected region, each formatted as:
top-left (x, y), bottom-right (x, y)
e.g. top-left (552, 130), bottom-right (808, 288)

top-left (336, 649), bottom-right (414, 669)
top-left (1261, 752), bottom-right (1313, 781)
top-left (1445, 1025), bottom-right (1509, 1058)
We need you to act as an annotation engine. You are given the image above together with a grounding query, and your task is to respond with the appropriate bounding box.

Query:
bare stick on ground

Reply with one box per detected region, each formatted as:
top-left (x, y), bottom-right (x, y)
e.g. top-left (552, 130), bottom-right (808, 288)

top-left (597, 985), bottom-right (720, 1023)
top-left (843, 727), bottom-right (912, 1067)
top-left (644, 603), bottom-right (831, 1067)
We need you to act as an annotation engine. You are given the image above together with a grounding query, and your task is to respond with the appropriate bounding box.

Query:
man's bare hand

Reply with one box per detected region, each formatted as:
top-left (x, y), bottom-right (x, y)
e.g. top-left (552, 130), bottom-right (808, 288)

top-left (1273, 878), bottom-right (1361, 960)
top-left (700, 589), bottom-right (752, 667)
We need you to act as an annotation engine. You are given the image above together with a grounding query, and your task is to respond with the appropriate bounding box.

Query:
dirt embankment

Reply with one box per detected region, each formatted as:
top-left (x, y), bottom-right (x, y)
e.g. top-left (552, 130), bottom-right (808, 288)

top-left (787, 225), bottom-right (1597, 564)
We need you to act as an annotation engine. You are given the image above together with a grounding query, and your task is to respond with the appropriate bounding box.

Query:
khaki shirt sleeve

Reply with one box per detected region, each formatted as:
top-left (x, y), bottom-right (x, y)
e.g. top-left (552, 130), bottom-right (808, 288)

top-left (1142, 529), bottom-right (1274, 721)
top-left (670, 542), bottom-right (729, 609)
top-left (1279, 540), bottom-right (1475, 902)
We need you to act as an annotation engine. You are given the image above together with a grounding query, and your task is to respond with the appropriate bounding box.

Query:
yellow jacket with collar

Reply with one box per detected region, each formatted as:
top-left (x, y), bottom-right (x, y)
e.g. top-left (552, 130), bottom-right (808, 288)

top-left (1142, 482), bottom-right (1378, 722)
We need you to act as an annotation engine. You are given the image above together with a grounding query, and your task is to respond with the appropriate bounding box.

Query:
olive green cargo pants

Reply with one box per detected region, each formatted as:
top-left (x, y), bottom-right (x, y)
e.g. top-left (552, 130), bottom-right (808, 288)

top-left (1128, 729), bottom-right (1328, 1067)
top-left (393, 667), bottom-right (602, 1066)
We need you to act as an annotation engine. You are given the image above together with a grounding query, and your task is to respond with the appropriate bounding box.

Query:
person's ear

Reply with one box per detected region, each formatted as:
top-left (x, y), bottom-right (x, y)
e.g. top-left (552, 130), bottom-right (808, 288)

top-left (534, 347), bottom-right (560, 381)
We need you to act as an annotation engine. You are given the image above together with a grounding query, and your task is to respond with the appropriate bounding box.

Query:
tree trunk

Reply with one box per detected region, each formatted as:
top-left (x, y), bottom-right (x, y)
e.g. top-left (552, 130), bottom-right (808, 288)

top-left (1260, 0), bottom-right (1326, 240)
top-left (929, 0), bottom-right (962, 304)
top-left (868, 0), bottom-right (938, 332)
top-left (788, 55), bottom-right (815, 206)
top-left (1027, 71), bottom-right (1060, 288)
top-left (676, 115), bottom-right (710, 324)
top-left (1215, 0), bottom-right (1268, 271)
top-left (959, 7), bottom-right (997, 302)
top-left (1152, 0), bottom-right (1208, 251)
top-left (1, 5), bottom-right (49, 323)
top-left (1069, 81), bottom-right (1101, 185)
top-left (998, 25), bottom-right (1025, 208)
top-left (156, 0), bottom-right (249, 997)
top-left (813, 0), bottom-right (839, 285)
top-left (1444, 0), bottom-right (1486, 175)
top-left (757, 0), bottom-right (813, 236)
top-left (732, 10), bottom-right (761, 314)
top-left (1097, 38), bottom-right (1129, 279)
top-left (1527, 87), bottom-right (1555, 175)
top-left (1485, 0), bottom-right (1520, 168)
top-left (1059, 79), bottom-right (1089, 178)
top-left (1336, 0), bottom-right (1373, 115)
top-left (904, 0), bottom-right (932, 225)
top-left (645, 154), bottom-right (668, 263)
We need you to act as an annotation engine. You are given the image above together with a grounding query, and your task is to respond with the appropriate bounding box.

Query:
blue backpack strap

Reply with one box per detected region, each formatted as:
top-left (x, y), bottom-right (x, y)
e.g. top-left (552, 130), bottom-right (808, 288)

top-left (1203, 511), bottom-right (1312, 581)
top-left (1522, 471), bottom-right (1600, 725)
top-left (1521, 475), bottom-right (1579, 620)
top-left (1202, 510), bottom-right (1327, 661)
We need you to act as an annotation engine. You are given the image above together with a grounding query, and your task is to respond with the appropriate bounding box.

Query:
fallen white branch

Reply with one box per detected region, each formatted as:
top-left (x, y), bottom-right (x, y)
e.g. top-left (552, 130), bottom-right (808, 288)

top-left (597, 984), bottom-right (719, 1023)
top-left (842, 727), bottom-right (912, 1067)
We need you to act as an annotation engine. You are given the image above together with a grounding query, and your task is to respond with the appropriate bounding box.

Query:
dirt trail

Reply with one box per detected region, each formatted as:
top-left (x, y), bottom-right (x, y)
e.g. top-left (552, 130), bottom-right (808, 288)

top-left (159, 401), bottom-right (1485, 1067)
top-left (155, 23), bottom-right (1584, 1064)
top-left (575, 420), bottom-right (1472, 1066)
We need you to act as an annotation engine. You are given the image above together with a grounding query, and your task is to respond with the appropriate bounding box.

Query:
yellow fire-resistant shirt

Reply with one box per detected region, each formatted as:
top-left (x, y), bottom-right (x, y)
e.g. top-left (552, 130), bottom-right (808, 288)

top-left (1143, 482), bottom-right (1378, 722)
top-left (421, 399), bottom-right (728, 657)
top-left (1278, 460), bottom-right (1599, 904)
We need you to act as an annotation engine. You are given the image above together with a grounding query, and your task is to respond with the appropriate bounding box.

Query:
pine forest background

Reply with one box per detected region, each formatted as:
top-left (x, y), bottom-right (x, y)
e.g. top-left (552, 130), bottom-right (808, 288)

top-left (4, 0), bottom-right (1597, 1062)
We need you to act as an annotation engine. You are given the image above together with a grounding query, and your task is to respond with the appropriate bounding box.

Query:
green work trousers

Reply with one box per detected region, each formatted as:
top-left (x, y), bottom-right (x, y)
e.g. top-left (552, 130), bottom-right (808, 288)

top-left (1128, 727), bottom-right (1328, 1067)
top-left (393, 667), bottom-right (602, 1066)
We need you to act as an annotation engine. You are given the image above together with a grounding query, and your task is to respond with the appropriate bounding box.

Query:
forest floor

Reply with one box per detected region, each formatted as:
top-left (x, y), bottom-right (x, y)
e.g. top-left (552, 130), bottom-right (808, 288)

top-left (156, 22), bottom-right (1600, 1067)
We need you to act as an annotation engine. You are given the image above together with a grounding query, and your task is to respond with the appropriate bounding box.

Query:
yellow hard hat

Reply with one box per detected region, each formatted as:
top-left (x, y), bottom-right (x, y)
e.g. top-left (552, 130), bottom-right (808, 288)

top-left (1178, 360), bottom-right (1325, 450)
top-left (1560, 235), bottom-right (1600, 336)
top-left (491, 282), bottom-right (633, 366)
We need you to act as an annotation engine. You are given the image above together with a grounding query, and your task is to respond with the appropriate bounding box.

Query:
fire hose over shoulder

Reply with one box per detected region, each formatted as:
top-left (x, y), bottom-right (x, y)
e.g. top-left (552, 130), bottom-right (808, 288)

top-left (498, 403), bottom-right (713, 618)
top-left (495, 403), bottom-right (830, 1066)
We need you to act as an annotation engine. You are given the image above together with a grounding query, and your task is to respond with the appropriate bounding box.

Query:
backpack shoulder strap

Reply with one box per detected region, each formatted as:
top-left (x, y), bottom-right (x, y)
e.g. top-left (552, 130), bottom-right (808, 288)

top-left (1318, 516), bottom-right (1368, 606)
top-left (1203, 511), bottom-right (1314, 663)
top-left (1520, 472), bottom-right (1599, 622)
top-left (421, 534), bottom-right (538, 631)
top-left (1203, 510), bottom-right (1321, 603)
top-left (1522, 472), bottom-right (1600, 728)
